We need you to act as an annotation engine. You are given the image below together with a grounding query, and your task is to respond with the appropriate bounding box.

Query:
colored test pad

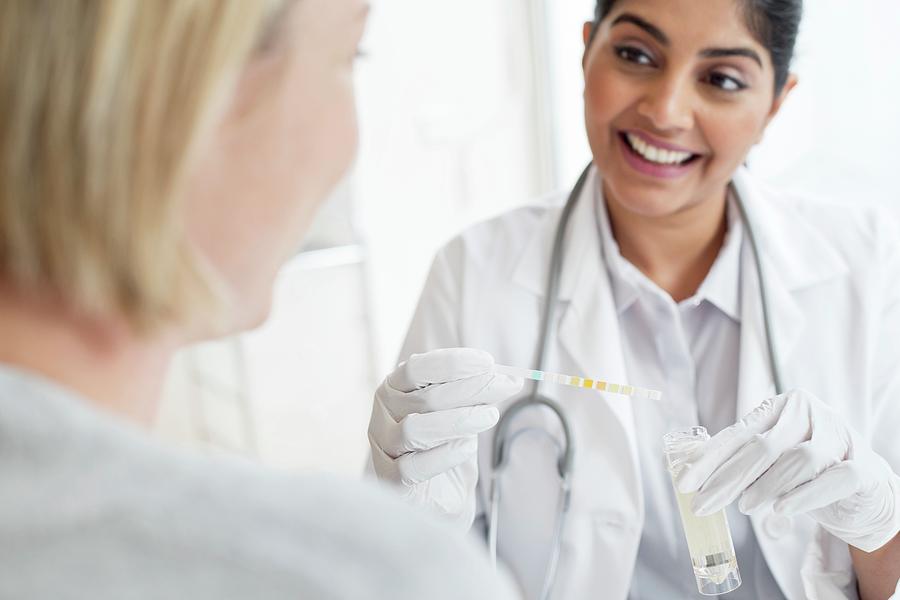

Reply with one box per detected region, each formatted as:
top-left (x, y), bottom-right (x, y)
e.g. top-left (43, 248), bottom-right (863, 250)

top-left (494, 364), bottom-right (662, 401)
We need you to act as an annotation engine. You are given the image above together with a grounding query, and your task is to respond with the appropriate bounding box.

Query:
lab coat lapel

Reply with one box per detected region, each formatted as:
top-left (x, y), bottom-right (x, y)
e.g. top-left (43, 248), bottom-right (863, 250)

top-left (732, 165), bottom-right (849, 418)
top-left (552, 170), bottom-right (640, 470)
top-left (734, 171), bottom-right (806, 419)
top-left (735, 239), bottom-right (797, 418)
top-left (505, 168), bottom-right (642, 598)
top-left (509, 167), bottom-right (638, 458)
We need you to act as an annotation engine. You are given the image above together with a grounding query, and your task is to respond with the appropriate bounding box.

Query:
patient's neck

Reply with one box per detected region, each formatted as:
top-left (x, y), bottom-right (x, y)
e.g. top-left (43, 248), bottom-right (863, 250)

top-left (0, 280), bottom-right (179, 425)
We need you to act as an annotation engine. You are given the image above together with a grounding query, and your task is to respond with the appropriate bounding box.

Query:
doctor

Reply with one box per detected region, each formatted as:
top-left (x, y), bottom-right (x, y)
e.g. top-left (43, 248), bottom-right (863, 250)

top-left (368, 0), bottom-right (900, 598)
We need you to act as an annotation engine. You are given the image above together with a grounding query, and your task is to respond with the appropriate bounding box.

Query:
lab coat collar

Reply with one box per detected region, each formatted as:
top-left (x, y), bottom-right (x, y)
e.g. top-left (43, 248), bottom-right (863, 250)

top-left (509, 171), bottom-right (598, 303)
top-left (695, 194), bottom-right (743, 322)
top-left (510, 165), bottom-right (848, 309)
top-left (730, 167), bottom-right (849, 292)
top-left (592, 184), bottom-right (641, 316)
top-left (510, 164), bottom-right (849, 406)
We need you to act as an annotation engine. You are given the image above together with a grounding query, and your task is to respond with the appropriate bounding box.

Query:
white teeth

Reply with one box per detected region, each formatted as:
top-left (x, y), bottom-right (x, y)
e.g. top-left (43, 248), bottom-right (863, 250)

top-left (626, 133), bottom-right (693, 165)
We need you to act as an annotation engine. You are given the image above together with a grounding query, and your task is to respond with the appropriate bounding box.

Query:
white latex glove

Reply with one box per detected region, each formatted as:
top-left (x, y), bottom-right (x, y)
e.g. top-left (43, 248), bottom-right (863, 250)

top-left (368, 348), bottom-right (522, 529)
top-left (676, 389), bottom-right (900, 553)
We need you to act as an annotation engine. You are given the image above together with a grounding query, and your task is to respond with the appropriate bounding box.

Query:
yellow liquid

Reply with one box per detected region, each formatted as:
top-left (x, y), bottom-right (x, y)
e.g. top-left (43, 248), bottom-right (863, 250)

top-left (664, 426), bottom-right (741, 595)
top-left (672, 487), bottom-right (740, 590)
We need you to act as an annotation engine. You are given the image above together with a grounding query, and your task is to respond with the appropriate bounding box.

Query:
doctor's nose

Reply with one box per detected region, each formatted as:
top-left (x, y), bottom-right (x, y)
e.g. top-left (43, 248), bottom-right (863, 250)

top-left (636, 77), bottom-right (695, 133)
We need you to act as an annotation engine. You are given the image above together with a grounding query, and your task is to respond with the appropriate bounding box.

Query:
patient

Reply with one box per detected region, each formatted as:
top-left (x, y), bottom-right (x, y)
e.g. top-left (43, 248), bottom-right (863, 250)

top-left (0, 1), bottom-right (516, 598)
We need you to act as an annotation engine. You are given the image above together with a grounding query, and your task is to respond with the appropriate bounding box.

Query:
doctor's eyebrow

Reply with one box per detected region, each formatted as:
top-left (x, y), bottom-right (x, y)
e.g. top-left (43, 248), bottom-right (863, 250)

top-left (611, 14), bottom-right (669, 45)
top-left (611, 12), bottom-right (763, 68)
top-left (700, 47), bottom-right (763, 67)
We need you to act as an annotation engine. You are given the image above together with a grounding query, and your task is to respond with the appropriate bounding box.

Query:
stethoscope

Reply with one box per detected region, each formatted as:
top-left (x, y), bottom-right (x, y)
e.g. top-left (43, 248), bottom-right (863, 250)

top-left (486, 162), bottom-right (784, 600)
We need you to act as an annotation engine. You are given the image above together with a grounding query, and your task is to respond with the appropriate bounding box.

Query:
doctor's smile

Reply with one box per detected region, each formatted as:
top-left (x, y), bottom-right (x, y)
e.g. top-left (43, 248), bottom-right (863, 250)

top-left (617, 129), bottom-right (704, 179)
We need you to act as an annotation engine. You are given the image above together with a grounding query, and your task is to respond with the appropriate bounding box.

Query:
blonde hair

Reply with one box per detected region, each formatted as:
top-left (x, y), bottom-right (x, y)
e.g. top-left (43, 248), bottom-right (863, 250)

top-left (0, 0), bottom-right (283, 331)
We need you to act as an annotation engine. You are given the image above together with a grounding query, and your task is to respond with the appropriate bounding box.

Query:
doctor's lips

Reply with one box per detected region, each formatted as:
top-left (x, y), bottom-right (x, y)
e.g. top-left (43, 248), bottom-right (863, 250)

top-left (617, 129), bottom-right (704, 179)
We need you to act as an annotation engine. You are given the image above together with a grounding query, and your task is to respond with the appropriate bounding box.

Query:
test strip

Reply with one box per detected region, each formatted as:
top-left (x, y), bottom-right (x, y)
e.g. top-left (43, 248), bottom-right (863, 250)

top-left (494, 364), bottom-right (662, 401)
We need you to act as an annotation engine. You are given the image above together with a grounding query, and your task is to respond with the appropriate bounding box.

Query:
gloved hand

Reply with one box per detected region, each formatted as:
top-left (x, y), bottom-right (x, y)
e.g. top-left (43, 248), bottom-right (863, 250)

top-left (675, 389), bottom-right (900, 552)
top-left (368, 348), bottom-right (522, 529)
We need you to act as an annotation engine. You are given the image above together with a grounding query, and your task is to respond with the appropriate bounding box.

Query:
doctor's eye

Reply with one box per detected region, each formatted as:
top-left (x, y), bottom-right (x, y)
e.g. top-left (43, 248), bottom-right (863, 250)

top-left (705, 71), bottom-right (748, 92)
top-left (614, 45), bottom-right (656, 67)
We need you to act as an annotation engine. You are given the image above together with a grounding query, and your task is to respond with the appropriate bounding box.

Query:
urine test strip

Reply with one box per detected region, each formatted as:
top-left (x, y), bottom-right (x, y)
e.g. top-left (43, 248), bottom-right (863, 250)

top-left (494, 364), bottom-right (662, 401)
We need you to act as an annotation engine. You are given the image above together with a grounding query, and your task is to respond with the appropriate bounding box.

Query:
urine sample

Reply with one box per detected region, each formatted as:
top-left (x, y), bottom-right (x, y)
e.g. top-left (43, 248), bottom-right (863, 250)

top-left (663, 427), bottom-right (742, 596)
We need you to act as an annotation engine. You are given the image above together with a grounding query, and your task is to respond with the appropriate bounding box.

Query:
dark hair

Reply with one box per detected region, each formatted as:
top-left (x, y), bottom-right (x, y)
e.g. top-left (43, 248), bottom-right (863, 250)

top-left (592, 0), bottom-right (802, 94)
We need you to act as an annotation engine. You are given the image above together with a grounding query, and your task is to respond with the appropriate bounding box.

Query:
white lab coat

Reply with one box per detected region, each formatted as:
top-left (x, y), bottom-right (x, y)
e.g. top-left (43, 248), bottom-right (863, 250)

top-left (399, 166), bottom-right (900, 600)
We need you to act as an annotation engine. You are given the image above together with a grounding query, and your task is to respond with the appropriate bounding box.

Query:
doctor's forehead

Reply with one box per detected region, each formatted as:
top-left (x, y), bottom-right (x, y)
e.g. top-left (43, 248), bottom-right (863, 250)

top-left (603, 0), bottom-right (765, 50)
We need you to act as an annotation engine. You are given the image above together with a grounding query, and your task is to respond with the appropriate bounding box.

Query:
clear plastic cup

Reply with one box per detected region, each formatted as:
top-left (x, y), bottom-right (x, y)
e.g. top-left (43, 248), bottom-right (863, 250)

top-left (664, 426), bottom-right (742, 596)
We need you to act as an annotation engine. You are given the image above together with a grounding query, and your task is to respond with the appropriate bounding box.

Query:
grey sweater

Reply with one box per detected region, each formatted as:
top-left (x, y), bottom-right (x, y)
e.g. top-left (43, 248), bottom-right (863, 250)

top-left (0, 365), bottom-right (517, 600)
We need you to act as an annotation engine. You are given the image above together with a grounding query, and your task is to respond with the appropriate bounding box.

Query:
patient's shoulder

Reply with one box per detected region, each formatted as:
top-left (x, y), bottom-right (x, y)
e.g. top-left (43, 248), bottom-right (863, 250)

top-left (0, 368), bottom-right (514, 600)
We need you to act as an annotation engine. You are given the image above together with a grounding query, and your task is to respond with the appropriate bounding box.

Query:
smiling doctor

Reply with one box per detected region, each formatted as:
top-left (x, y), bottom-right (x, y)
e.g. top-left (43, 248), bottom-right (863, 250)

top-left (367, 0), bottom-right (900, 598)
